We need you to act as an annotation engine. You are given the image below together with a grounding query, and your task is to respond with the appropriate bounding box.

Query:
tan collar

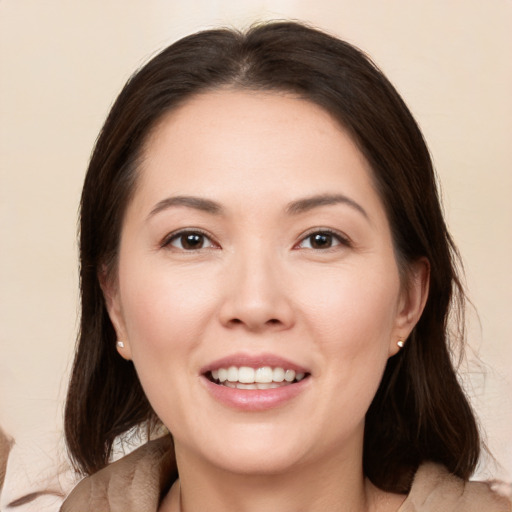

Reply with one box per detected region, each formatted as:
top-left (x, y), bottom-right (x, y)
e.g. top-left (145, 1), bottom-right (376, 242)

top-left (398, 462), bottom-right (511, 511)
top-left (61, 437), bottom-right (510, 512)
top-left (61, 435), bottom-right (176, 512)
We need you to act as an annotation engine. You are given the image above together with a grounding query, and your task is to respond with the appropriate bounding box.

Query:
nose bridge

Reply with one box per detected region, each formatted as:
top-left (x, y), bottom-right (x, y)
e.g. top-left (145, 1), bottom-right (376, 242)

top-left (220, 240), bottom-right (294, 331)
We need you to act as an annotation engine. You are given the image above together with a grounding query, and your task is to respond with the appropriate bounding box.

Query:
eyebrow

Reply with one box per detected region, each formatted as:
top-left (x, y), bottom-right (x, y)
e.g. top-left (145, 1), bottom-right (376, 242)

top-left (147, 193), bottom-right (369, 221)
top-left (286, 193), bottom-right (369, 220)
top-left (7, 490), bottom-right (65, 508)
top-left (148, 195), bottom-right (223, 219)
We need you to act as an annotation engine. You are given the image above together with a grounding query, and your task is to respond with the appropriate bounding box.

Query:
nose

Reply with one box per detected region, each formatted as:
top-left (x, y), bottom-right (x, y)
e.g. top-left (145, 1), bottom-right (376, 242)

top-left (218, 249), bottom-right (295, 333)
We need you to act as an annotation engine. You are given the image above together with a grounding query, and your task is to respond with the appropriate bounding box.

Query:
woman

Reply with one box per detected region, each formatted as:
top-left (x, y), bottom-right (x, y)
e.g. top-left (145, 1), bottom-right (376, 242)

top-left (61, 21), bottom-right (511, 511)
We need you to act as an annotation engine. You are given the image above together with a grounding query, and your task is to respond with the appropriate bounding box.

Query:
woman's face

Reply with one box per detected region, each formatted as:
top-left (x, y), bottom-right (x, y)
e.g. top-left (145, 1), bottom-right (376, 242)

top-left (106, 90), bottom-right (426, 475)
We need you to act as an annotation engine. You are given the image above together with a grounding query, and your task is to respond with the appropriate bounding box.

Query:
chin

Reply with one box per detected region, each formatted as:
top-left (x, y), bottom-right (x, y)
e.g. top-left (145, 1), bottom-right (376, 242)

top-left (175, 422), bottom-right (314, 477)
top-left (207, 444), bottom-right (307, 476)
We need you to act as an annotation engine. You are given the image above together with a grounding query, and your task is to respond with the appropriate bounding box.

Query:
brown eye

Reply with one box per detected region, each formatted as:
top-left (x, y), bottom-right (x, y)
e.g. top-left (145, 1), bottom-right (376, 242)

top-left (309, 233), bottom-right (334, 249)
top-left (297, 230), bottom-right (348, 250)
top-left (167, 231), bottom-right (215, 250)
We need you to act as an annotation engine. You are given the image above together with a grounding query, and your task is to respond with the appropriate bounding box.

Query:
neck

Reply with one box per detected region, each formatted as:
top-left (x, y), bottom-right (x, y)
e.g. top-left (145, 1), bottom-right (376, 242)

top-left (160, 440), bottom-right (393, 512)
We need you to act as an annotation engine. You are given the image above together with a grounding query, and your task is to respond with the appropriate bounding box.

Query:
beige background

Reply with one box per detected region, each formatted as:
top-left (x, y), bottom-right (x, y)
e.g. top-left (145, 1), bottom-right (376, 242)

top-left (1, 0), bottom-right (511, 508)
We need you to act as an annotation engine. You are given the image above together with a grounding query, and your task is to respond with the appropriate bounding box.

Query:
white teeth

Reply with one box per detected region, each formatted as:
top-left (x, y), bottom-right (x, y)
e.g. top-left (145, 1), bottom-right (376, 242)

top-left (272, 367), bottom-right (285, 382)
top-left (238, 366), bottom-right (255, 383)
top-left (210, 366), bottom-right (307, 386)
top-left (256, 382), bottom-right (283, 389)
top-left (284, 369), bottom-right (296, 382)
top-left (256, 382), bottom-right (273, 389)
top-left (227, 366), bottom-right (238, 382)
top-left (255, 366), bottom-right (273, 383)
top-left (225, 382), bottom-right (289, 390)
top-left (237, 383), bottom-right (258, 390)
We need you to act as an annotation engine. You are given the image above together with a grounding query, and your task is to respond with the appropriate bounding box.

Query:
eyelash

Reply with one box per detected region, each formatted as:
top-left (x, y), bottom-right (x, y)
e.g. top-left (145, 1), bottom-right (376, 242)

top-left (160, 228), bottom-right (351, 251)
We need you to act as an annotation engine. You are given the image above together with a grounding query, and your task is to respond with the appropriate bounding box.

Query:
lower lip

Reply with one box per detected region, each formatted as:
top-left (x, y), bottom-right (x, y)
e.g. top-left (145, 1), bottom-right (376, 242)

top-left (201, 376), bottom-right (310, 411)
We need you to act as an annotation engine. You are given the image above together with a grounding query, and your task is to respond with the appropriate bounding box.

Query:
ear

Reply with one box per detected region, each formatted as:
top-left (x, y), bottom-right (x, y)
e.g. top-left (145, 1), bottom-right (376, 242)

top-left (389, 258), bottom-right (430, 357)
top-left (98, 265), bottom-right (132, 360)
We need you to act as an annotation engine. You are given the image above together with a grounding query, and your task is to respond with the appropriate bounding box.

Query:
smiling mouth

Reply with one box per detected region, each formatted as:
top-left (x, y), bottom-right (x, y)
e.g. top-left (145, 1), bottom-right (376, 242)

top-left (206, 366), bottom-right (309, 390)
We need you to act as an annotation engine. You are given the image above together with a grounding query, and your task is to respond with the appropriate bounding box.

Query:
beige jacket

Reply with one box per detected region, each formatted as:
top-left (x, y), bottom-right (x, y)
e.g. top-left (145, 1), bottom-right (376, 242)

top-left (61, 436), bottom-right (511, 512)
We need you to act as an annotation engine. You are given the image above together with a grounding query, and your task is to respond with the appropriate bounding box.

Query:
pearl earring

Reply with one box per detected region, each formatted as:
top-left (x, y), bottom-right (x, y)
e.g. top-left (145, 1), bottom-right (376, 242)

top-left (117, 341), bottom-right (125, 348)
top-left (397, 339), bottom-right (405, 349)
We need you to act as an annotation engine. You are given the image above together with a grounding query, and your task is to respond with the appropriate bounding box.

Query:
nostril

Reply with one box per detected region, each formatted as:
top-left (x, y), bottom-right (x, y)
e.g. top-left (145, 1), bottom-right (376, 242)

top-left (227, 317), bottom-right (282, 329)
top-left (222, 306), bottom-right (293, 331)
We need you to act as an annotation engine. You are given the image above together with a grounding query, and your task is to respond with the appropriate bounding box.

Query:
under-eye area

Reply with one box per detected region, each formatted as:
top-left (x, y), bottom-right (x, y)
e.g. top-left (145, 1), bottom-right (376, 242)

top-left (206, 366), bottom-right (310, 389)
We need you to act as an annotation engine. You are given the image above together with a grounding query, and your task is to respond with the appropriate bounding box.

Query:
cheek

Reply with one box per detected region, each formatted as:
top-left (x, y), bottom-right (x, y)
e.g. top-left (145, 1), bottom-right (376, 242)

top-left (117, 261), bottom-right (219, 363)
top-left (299, 259), bottom-right (400, 344)
top-left (115, 262), bottom-right (221, 431)
top-left (297, 259), bottom-right (400, 394)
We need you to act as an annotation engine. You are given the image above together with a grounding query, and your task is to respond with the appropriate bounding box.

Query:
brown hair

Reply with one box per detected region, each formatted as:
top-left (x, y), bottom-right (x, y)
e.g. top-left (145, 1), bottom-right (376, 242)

top-left (0, 427), bottom-right (13, 492)
top-left (65, 21), bottom-right (480, 491)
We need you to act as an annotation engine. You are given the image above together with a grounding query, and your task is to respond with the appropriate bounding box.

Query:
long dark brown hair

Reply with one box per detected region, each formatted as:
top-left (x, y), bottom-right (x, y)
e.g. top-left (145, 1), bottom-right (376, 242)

top-left (65, 21), bottom-right (480, 492)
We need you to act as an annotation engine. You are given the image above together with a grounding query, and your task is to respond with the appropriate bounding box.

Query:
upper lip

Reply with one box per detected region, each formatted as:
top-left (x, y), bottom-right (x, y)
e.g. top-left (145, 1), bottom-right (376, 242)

top-left (200, 352), bottom-right (310, 375)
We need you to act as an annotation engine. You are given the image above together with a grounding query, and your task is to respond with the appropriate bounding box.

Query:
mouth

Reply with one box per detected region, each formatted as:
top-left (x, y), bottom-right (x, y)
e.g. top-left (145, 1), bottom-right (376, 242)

top-left (206, 366), bottom-right (309, 390)
top-left (200, 355), bottom-right (311, 410)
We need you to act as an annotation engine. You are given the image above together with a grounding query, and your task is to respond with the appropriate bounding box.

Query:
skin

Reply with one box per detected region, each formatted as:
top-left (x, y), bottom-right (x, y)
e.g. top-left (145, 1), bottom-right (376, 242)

top-left (103, 90), bottom-right (429, 512)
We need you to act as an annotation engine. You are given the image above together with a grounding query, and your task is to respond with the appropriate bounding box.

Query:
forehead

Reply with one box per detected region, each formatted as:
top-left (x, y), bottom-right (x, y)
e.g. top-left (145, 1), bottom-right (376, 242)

top-left (144, 89), bottom-right (348, 162)
top-left (134, 89), bottom-right (381, 216)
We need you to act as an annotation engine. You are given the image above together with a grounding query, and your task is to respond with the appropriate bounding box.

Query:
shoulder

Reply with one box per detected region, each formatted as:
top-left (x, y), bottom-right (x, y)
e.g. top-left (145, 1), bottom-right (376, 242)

top-left (400, 462), bottom-right (511, 512)
top-left (60, 435), bottom-right (176, 512)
